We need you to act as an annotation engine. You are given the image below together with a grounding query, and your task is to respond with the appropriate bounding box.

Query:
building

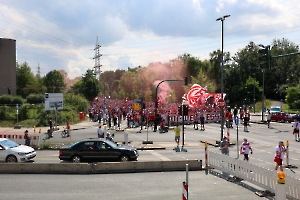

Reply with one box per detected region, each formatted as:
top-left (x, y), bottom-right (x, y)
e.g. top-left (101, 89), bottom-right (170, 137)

top-left (0, 38), bottom-right (16, 96)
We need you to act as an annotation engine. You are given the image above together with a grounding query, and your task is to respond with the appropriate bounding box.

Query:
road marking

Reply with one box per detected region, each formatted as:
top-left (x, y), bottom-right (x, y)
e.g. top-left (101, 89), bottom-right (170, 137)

top-left (150, 151), bottom-right (171, 161)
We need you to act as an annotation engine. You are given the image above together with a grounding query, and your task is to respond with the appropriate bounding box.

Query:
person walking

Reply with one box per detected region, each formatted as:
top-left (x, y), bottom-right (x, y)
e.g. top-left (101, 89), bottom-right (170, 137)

top-left (220, 136), bottom-right (229, 156)
top-left (267, 111), bottom-right (271, 128)
top-left (97, 125), bottom-right (104, 138)
top-left (240, 138), bottom-right (253, 161)
top-left (200, 113), bottom-right (205, 131)
top-left (24, 130), bottom-right (31, 146)
top-left (292, 118), bottom-right (300, 141)
top-left (66, 117), bottom-right (71, 137)
top-left (274, 141), bottom-right (286, 171)
top-left (174, 124), bottom-right (181, 148)
top-left (243, 113), bottom-right (249, 132)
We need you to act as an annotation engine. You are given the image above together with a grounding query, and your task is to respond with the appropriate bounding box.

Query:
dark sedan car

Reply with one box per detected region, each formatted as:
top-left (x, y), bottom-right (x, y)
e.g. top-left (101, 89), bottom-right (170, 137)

top-left (59, 138), bottom-right (139, 163)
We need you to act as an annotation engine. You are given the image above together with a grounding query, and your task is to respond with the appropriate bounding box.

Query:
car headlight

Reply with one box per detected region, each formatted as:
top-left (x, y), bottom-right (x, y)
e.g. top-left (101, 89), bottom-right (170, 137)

top-left (18, 152), bottom-right (26, 156)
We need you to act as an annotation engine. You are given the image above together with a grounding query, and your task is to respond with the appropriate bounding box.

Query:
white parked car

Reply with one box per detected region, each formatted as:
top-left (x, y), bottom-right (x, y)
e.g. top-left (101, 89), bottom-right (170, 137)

top-left (0, 138), bottom-right (36, 162)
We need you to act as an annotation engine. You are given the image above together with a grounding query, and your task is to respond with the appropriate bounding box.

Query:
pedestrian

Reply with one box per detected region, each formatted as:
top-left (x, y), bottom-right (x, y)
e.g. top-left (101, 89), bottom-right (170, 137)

top-left (24, 130), bottom-right (31, 146)
top-left (48, 118), bottom-right (54, 137)
top-left (292, 118), bottom-right (300, 142)
top-left (233, 106), bottom-right (238, 118)
top-left (220, 136), bottom-right (229, 156)
top-left (200, 113), bottom-right (205, 131)
top-left (243, 113), bottom-right (249, 132)
top-left (66, 117), bottom-right (70, 137)
top-left (193, 112), bottom-right (199, 130)
top-left (267, 111), bottom-right (271, 128)
top-left (97, 125), bottom-right (104, 138)
top-left (174, 124), bottom-right (181, 148)
top-left (274, 141), bottom-right (286, 171)
top-left (240, 138), bottom-right (253, 161)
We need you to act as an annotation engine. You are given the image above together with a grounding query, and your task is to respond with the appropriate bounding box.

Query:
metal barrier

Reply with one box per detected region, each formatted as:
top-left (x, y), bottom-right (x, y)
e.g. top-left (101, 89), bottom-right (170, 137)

top-left (208, 150), bottom-right (300, 199)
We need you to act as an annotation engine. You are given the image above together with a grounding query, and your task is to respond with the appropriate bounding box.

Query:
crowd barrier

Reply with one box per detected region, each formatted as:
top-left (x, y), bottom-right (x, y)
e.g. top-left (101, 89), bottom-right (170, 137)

top-left (208, 150), bottom-right (300, 199)
top-left (0, 133), bottom-right (41, 148)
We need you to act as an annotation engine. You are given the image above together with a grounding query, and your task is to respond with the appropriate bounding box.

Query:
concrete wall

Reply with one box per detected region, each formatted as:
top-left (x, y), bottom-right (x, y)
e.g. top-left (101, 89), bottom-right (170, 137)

top-left (0, 160), bottom-right (202, 174)
top-left (0, 38), bottom-right (16, 96)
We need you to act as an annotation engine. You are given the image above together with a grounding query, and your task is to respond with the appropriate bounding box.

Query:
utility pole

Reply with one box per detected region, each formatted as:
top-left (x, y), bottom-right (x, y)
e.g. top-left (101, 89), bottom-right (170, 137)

top-left (93, 36), bottom-right (102, 81)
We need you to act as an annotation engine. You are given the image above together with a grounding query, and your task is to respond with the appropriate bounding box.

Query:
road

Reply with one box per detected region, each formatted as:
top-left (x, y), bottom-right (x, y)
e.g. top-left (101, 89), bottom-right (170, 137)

top-left (35, 118), bottom-right (300, 178)
top-left (0, 172), bottom-right (262, 200)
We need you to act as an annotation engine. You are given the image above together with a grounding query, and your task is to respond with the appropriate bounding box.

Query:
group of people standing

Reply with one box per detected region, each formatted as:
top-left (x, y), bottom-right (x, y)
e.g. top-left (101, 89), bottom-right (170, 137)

top-left (220, 137), bottom-right (286, 172)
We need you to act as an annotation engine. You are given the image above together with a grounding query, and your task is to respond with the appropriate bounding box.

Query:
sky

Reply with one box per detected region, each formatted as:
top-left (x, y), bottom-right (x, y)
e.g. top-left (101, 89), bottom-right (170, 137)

top-left (1, 0), bottom-right (300, 79)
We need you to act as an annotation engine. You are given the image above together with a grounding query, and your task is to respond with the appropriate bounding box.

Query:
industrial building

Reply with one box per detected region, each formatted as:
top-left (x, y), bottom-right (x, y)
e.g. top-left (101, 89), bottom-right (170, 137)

top-left (0, 38), bottom-right (16, 96)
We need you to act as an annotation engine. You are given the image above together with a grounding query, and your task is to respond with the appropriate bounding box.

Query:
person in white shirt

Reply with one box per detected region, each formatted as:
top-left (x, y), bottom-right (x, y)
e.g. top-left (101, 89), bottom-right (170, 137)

top-left (274, 141), bottom-right (286, 171)
top-left (240, 138), bottom-right (253, 161)
top-left (97, 125), bottom-right (104, 138)
top-left (292, 119), bottom-right (300, 141)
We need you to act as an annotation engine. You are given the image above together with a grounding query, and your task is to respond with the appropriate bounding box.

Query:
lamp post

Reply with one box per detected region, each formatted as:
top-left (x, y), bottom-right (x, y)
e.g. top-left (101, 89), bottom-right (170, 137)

top-left (216, 15), bottom-right (230, 140)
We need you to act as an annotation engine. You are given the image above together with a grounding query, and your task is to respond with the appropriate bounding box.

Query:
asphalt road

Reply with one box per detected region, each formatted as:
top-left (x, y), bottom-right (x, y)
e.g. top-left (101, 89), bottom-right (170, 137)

top-left (0, 172), bottom-right (263, 200)
top-left (35, 118), bottom-right (300, 178)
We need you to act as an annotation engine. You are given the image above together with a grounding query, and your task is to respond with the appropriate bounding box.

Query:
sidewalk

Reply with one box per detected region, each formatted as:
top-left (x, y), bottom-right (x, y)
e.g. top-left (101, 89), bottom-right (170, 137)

top-left (0, 120), bottom-right (99, 134)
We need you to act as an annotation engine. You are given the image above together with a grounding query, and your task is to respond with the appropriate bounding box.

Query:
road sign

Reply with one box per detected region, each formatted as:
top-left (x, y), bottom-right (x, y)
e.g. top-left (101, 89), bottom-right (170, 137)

top-left (133, 103), bottom-right (140, 111)
top-left (44, 93), bottom-right (64, 110)
top-left (217, 99), bottom-right (226, 109)
top-left (234, 116), bottom-right (239, 126)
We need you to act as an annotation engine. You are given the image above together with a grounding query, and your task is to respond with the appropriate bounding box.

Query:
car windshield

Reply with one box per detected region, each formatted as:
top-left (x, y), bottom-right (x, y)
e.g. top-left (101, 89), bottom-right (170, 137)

top-left (0, 139), bottom-right (20, 148)
top-left (270, 107), bottom-right (280, 112)
top-left (105, 140), bottom-right (118, 148)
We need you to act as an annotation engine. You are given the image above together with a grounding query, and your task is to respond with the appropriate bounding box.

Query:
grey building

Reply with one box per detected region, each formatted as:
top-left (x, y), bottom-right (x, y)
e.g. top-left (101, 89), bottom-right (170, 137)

top-left (0, 38), bottom-right (16, 96)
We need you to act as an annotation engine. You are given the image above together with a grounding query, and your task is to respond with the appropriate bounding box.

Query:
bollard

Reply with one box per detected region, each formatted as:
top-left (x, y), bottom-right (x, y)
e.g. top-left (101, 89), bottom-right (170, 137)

top-left (275, 171), bottom-right (286, 200)
top-left (205, 141), bottom-right (208, 167)
top-left (124, 132), bottom-right (128, 146)
top-left (181, 164), bottom-right (189, 200)
top-left (182, 181), bottom-right (188, 200)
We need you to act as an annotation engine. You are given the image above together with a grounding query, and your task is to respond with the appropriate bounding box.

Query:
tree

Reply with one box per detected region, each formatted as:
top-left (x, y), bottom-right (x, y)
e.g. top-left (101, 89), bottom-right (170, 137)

top-left (16, 62), bottom-right (38, 98)
top-left (43, 70), bottom-right (66, 93)
top-left (285, 86), bottom-right (300, 109)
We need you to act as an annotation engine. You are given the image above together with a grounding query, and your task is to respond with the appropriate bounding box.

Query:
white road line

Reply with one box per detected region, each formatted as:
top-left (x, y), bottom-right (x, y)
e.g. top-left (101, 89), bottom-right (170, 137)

top-left (150, 151), bottom-right (171, 161)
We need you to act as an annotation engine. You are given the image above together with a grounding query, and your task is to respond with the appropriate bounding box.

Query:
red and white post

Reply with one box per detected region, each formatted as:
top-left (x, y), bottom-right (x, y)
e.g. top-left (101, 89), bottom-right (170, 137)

top-left (182, 164), bottom-right (189, 200)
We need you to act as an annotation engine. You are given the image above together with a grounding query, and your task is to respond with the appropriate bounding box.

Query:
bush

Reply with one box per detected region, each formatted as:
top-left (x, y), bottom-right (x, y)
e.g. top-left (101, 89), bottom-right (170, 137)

top-left (0, 106), bottom-right (15, 120)
top-left (0, 95), bottom-right (24, 106)
top-left (26, 94), bottom-right (44, 104)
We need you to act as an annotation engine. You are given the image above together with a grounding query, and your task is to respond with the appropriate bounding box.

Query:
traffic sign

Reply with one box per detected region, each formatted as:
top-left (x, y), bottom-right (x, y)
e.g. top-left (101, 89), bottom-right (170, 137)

top-left (217, 99), bottom-right (226, 109)
top-left (16, 104), bottom-right (18, 110)
top-left (234, 116), bottom-right (239, 126)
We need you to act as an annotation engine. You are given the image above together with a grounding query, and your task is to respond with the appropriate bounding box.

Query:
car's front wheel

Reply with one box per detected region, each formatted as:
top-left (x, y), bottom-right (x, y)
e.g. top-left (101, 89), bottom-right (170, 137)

top-left (119, 155), bottom-right (129, 162)
top-left (72, 155), bottom-right (81, 163)
top-left (6, 155), bottom-right (18, 162)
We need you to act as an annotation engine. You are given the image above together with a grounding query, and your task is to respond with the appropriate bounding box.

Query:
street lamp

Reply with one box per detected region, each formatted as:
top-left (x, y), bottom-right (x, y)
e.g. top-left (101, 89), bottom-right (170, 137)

top-left (216, 14), bottom-right (230, 140)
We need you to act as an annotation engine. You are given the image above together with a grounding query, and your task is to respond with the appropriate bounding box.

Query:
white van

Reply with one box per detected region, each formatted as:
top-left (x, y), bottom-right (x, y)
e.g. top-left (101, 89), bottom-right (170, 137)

top-left (270, 106), bottom-right (281, 113)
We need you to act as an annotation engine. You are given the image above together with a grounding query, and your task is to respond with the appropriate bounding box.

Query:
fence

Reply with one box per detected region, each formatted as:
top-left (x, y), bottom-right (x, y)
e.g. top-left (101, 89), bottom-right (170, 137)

top-left (0, 133), bottom-right (41, 148)
top-left (208, 150), bottom-right (300, 199)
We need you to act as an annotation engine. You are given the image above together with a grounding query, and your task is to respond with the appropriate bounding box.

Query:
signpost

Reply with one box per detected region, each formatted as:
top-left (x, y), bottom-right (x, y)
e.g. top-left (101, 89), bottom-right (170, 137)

top-left (44, 93), bottom-right (64, 110)
top-left (234, 115), bottom-right (239, 158)
top-left (45, 93), bottom-right (63, 130)
top-left (16, 104), bottom-right (18, 123)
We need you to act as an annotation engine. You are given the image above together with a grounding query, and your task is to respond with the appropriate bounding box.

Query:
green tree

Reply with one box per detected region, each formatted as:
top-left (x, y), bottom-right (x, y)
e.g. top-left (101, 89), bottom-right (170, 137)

top-left (43, 70), bottom-right (66, 93)
top-left (16, 62), bottom-right (37, 98)
top-left (285, 86), bottom-right (300, 109)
